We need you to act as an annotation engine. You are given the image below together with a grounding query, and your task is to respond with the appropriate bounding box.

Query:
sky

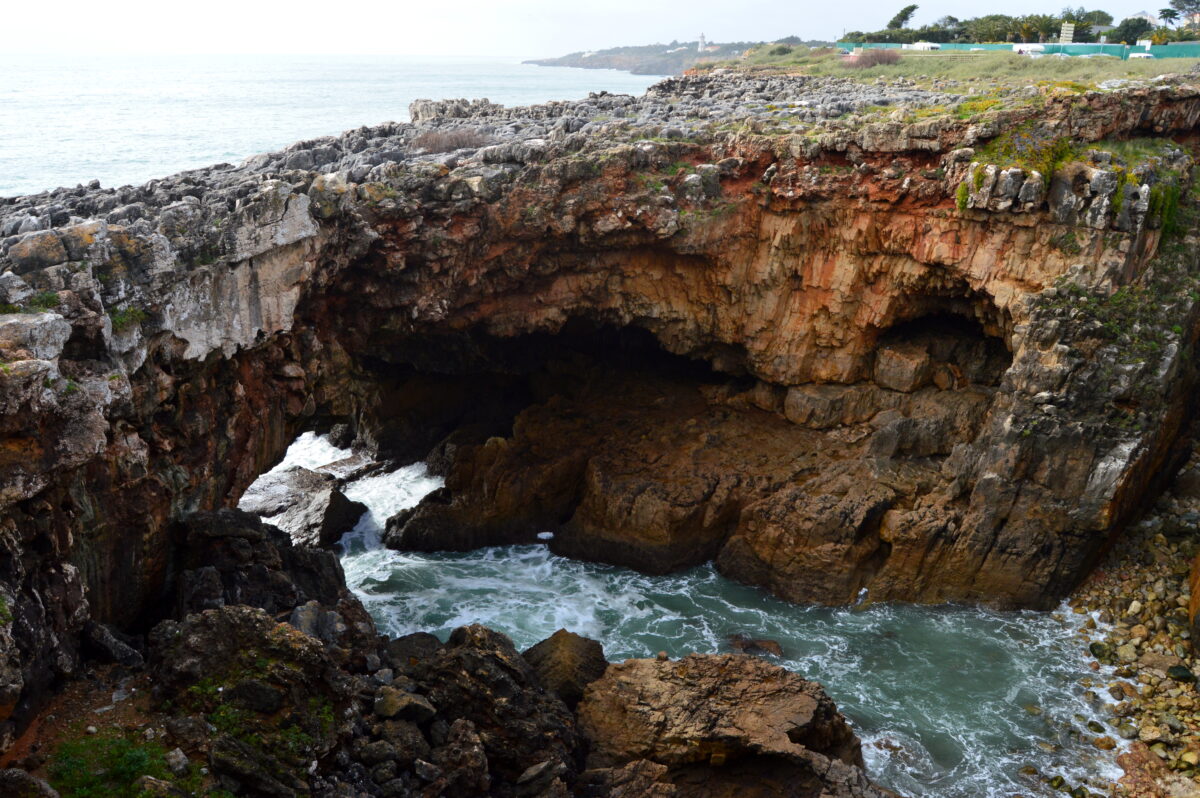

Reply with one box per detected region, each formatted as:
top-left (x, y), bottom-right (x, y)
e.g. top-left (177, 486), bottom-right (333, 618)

top-left (0, 0), bottom-right (1170, 56)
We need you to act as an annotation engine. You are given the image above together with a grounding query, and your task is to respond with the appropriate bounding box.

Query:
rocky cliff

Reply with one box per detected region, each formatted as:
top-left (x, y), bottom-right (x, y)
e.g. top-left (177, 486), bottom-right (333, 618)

top-left (1, 72), bottom-right (1200, 756)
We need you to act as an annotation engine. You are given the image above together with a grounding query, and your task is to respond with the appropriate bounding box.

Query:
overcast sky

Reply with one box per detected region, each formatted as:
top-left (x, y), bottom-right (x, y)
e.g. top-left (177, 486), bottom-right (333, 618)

top-left (3, 0), bottom-right (1167, 56)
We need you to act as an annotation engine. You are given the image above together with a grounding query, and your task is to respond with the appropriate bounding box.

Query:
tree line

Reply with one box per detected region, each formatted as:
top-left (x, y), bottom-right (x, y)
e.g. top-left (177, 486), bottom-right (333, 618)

top-left (843, 3), bottom-right (1200, 45)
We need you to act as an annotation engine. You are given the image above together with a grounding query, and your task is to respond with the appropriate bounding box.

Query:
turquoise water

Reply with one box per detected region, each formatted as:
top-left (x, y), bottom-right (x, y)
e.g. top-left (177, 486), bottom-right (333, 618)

top-left (264, 434), bottom-right (1127, 798)
top-left (0, 54), bottom-right (660, 197)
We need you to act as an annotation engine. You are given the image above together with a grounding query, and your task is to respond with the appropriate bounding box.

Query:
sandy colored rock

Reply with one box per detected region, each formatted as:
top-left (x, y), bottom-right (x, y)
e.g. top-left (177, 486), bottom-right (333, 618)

top-left (522, 629), bottom-right (608, 709)
top-left (577, 653), bottom-right (895, 797)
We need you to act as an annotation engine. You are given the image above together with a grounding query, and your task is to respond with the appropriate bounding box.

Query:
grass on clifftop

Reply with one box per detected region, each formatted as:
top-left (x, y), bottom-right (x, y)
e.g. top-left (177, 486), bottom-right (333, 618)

top-left (711, 47), bottom-right (1200, 86)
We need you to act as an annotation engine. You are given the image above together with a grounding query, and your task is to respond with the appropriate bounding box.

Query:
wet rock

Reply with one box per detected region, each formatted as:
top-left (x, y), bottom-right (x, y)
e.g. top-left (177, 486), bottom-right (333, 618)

top-left (237, 466), bottom-right (366, 548)
top-left (1167, 664), bottom-right (1196, 684)
top-left (521, 629), bottom-right (608, 709)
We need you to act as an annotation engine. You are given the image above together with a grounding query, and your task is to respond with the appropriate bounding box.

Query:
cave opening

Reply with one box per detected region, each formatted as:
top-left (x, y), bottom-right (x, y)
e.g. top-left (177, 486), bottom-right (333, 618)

top-left (870, 307), bottom-right (1013, 393)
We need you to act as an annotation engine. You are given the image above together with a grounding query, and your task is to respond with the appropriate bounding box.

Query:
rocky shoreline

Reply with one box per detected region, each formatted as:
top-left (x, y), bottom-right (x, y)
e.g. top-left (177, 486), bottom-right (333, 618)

top-left (1064, 445), bottom-right (1200, 797)
top-left (0, 506), bottom-right (895, 797)
top-left (3, 67), bottom-right (1200, 795)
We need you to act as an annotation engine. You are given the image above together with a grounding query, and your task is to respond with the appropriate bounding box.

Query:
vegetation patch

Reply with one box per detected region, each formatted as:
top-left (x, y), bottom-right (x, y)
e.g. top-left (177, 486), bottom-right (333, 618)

top-left (109, 307), bottom-right (147, 332)
top-left (956, 181), bottom-right (970, 211)
top-left (976, 122), bottom-right (1075, 188)
top-left (48, 729), bottom-right (171, 798)
top-left (955, 96), bottom-right (1001, 119)
top-left (29, 291), bottom-right (60, 310)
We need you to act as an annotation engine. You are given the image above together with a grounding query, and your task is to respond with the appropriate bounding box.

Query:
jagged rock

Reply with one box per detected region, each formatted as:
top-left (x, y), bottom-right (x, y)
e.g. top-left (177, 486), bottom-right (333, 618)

top-left (429, 718), bottom-right (491, 796)
top-left (237, 466), bottom-right (366, 548)
top-left (0, 314), bottom-right (71, 361)
top-left (521, 629), bottom-right (608, 709)
top-left (408, 624), bottom-right (580, 784)
top-left (577, 759), bottom-right (676, 797)
top-left (577, 653), bottom-right (894, 798)
top-left (167, 509), bottom-right (346, 619)
top-left (374, 686), bottom-right (437, 721)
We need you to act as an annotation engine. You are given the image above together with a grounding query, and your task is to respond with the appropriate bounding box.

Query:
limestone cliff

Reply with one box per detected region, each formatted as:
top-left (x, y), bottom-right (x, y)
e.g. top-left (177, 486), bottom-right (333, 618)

top-left (1, 72), bottom-right (1199, 746)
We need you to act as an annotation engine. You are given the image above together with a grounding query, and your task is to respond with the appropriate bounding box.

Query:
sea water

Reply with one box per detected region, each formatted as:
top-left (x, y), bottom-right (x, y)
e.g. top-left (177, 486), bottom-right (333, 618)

top-left (266, 433), bottom-right (1129, 797)
top-left (0, 54), bottom-right (660, 197)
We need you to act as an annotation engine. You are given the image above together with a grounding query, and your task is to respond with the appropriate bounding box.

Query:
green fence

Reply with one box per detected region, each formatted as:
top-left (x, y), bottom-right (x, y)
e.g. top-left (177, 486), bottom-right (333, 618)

top-left (836, 41), bottom-right (1200, 60)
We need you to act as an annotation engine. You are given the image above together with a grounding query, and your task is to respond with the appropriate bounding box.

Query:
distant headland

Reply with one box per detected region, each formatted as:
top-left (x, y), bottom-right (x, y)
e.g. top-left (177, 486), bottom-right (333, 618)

top-left (524, 36), bottom-right (831, 75)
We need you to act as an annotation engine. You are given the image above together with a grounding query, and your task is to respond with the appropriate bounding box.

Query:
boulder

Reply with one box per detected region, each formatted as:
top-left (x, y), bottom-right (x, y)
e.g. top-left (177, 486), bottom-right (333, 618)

top-left (522, 629), bottom-right (608, 709)
top-left (577, 653), bottom-right (894, 798)
top-left (237, 466), bottom-right (366, 548)
top-left (873, 342), bottom-right (932, 393)
top-left (0, 313), bottom-right (71, 361)
top-left (80, 620), bottom-right (144, 668)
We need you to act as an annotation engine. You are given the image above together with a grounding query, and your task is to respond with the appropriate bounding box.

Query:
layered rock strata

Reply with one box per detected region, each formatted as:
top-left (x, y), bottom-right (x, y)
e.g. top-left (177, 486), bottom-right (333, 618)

top-left (1, 72), bottom-right (1200, 746)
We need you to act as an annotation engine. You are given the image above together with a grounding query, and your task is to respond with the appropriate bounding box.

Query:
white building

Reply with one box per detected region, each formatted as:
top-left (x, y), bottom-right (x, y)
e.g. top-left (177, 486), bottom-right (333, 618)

top-left (698, 33), bottom-right (707, 53)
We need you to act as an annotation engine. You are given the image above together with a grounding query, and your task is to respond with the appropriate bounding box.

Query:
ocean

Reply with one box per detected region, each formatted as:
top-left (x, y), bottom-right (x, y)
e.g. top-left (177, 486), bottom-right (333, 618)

top-left (0, 54), bottom-right (660, 198)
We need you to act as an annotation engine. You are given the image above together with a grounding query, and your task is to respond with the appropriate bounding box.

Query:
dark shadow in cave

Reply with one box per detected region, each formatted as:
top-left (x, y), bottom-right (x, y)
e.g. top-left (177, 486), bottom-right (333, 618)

top-left (873, 312), bottom-right (1013, 389)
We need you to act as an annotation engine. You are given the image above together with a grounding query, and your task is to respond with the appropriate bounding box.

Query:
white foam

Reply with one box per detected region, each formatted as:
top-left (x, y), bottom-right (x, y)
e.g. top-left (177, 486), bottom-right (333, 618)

top-left (267, 431), bottom-right (352, 474)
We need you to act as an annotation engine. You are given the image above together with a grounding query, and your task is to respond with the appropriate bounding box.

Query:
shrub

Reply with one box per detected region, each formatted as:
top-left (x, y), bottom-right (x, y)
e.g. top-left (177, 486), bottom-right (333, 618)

top-left (769, 45), bottom-right (793, 56)
top-left (845, 49), bottom-right (901, 69)
top-left (410, 128), bottom-right (493, 153)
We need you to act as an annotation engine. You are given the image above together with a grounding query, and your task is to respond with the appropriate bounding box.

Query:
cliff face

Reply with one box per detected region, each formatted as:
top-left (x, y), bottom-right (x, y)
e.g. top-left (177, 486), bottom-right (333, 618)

top-left (1, 73), bottom-right (1199, 743)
